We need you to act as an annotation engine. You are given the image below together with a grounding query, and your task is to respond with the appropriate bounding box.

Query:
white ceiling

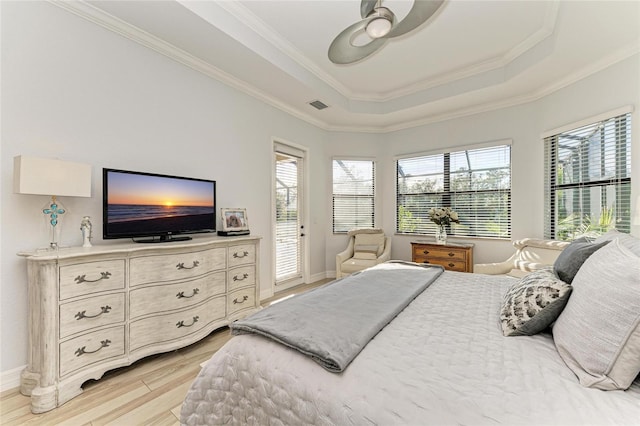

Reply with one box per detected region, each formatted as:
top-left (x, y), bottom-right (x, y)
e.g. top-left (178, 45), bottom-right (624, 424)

top-left (73, 0), bottom-right (640, 132)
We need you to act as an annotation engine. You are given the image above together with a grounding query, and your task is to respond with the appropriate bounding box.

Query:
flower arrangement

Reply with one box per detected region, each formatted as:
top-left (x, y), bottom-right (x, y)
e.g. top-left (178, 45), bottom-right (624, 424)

top-left (428, 207), bottom-right (460, 226)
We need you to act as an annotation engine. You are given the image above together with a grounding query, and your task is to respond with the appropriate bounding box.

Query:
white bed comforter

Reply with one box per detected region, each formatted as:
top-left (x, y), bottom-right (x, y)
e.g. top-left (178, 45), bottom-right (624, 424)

top-left (181, 271), bottom-right (640, 425)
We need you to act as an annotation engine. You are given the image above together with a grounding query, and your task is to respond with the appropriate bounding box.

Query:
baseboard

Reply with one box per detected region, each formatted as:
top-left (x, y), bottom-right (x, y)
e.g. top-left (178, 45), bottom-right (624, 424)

top-left (1, 365), bottom-right (25, 392)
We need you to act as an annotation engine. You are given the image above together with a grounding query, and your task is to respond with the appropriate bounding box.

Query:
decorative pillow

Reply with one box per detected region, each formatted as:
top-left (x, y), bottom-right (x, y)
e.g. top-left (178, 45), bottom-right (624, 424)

top-left (354, 232), bottom-right (385, 258)
top-left (352, 249), bottom-right (378, 260)
top-left (553, 239), bottom-right (640, 390)
top-left (594, 230), bottom-right (640, 257)
top-left (500, 269), bottom-right (572, 337)
top-left (553, 237), bottom-right (608, 284)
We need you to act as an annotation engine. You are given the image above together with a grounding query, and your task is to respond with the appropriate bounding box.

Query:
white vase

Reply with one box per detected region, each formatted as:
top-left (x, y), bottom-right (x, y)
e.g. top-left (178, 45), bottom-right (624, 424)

top-left (435, 224), bottom-right (447, 245)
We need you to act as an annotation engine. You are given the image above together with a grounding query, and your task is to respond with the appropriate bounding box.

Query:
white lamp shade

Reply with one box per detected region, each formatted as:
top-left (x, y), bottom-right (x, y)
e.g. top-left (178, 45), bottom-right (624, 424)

top-left (14, 155), bottom-right (92, 197)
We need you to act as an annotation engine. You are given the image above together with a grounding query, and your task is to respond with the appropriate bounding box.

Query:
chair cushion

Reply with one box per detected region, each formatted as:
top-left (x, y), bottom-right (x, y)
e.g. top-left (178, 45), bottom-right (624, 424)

top-left (354, 233), bottom-right (385, 257)
top-left (340, 258), bottom-right (378, 274)
top-left (553, 239), bottom-right (640, 390)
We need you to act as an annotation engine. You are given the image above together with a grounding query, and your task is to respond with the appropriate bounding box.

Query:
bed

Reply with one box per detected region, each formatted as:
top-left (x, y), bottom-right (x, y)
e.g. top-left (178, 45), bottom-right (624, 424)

top-left (181, 234), bottom-right (640, 425)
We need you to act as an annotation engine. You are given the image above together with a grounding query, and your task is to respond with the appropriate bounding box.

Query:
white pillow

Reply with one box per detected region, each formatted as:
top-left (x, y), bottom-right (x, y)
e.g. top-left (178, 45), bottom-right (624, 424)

top-left (553, 239), bottom-right (640, 390)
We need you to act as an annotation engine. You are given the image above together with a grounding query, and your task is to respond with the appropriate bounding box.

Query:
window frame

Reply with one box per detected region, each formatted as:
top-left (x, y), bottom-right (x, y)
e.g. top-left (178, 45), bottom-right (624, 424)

top-left (395, 141), bottom-right (512, 239)
top-left (543, 108), bottom-right (632, 240)
top-left (331, 158), bottom-right (376, 234)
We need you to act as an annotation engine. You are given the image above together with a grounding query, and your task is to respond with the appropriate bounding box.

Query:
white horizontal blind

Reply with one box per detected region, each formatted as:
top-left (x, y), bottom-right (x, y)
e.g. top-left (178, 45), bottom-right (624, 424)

top-left (332, 159), bottom-right (375, 233)
top-left (397, 144), bottom-right (511, 238)
top-left (275, 152), bottom-right (301, 282)
top-left (544, 112), bottom-right (632, 240)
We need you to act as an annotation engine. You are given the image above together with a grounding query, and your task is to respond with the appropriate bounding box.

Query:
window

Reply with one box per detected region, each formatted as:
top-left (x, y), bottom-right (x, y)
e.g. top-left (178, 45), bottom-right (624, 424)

top-left (396, 143), bottom-right (511, 238)
top-left (544, 111), bottom-right (632, 241)
top-left (332, 159), bottom-right (375, 233)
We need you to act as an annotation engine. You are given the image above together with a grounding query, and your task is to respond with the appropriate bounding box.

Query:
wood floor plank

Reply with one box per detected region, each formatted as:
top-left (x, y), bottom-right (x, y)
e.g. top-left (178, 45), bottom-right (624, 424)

top-left (0, 389), bottom-right (31, 418)
top-left (95, 370), bottom-right (197, 426)
top-left (2, 380), bottom-right (150, 426)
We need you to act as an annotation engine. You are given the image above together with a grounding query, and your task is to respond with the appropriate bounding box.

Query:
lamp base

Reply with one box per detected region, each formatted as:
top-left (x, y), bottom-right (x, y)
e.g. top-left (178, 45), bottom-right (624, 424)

top-left (42, 196), bottom-right (66, 250)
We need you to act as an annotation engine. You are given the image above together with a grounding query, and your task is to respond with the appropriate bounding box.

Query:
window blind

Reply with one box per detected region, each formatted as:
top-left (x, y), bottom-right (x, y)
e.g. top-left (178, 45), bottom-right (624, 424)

top-left (396, 144), bottom-right (511, 238)
top-left (544, 112), bottom-right (632, 240)
top-left (275, 152), bottom-right (302, 281)
top-left (332, 159), bottom-right (375, 233)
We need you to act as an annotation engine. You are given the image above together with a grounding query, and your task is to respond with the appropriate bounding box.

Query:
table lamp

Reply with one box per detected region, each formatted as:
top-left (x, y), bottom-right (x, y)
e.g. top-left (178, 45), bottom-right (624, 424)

top-left (14, 155), bottom-right (92, 249)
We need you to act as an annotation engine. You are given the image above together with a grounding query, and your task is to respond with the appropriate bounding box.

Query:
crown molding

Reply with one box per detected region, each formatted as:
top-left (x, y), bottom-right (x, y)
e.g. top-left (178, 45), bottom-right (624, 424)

top-left (49, 0), bottom-right (332, 131)
top-left (214, 1), bottom-right (354, 98)
top-left (226, 0), bottom-right (560, 103)
top-left (328, 42), bottom-right (640, 134)
top-left (48, 0), bottom-right (638, 135)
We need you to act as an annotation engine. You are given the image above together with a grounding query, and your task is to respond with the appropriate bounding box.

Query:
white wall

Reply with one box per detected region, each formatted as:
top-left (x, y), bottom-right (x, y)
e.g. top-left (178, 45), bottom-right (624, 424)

top-left (2, 0), bottom-right (638, 382)
top-left (379, 54), bottom-right (639, 264)
top-left (0, 1), bottom-right (330, 374)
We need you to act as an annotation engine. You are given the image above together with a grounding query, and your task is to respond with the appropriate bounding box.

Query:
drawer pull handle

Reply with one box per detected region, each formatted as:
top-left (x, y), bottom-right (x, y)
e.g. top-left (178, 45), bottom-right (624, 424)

top-left (233, 295), bottom-right (249, 304)
top-left (448, 252), bottom-right (455, 257)
top-left (423, 250), bottom-right (429, 255)
top-left (233, 273), bottom-right (249, 282)
top-left (75, 271), bottom-right (111, 284)
top-left (233, 251), bottom-right (249, 259)
top-left (448, 263), bottom-right (455, 267)
top-left (75, 339), bottom-right (111, 357)
top-left (75, 305), bottom-right (112, 320)
top-left (176, 261), bottom-right (200, 270)
top-left (176, 316), bottom-right (199, 328)
top-left (176, 288), bottom-right (200, 299)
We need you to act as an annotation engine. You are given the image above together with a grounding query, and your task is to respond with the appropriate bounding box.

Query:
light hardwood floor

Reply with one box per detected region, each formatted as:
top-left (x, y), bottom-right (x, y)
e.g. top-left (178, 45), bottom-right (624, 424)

top-left (0, 280), bottom-right (330, 425)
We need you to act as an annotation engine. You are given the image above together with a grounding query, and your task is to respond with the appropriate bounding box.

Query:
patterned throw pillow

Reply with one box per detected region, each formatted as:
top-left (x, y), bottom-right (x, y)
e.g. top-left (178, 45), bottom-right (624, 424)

top-left (500, 269), bottom-right (572, 337)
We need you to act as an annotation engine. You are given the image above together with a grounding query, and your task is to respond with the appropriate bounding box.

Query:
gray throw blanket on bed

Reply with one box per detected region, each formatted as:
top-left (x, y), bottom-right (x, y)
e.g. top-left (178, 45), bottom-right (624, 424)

top-left (230, 261), bottom-right (444, 372)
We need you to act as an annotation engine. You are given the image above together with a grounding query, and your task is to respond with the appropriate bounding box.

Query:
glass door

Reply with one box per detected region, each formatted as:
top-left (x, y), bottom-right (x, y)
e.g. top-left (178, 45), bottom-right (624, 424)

top-left (274, 145), bottom-right (305, 289)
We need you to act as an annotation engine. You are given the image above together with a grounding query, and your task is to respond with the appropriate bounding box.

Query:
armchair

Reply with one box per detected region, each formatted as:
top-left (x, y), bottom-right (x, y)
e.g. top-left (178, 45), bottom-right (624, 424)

top-left (336, 228), bottom-right (392, 278)
top-left (474, 238), bottom-right (569, 278)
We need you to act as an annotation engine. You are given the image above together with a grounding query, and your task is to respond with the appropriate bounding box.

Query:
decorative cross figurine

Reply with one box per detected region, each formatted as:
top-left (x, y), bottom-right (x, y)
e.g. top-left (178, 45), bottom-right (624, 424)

top-left (43, 196), bottom-right (66, 227)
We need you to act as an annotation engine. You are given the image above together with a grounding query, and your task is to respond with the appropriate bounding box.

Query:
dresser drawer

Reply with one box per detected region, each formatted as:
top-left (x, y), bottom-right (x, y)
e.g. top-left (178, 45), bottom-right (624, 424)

top-left (130, 247), bottom-right (226, 286)
top-left (59, 260), bottom-right (125, 300)
top-left (227, 287), bottom-right (256, 318)
top-left (60, 293), bottom-right (125, 338)
top-left (227, 265), bottom-right (256, 292)
top-left (129, 296), bottom-right (226, 352)
top-left (415, 257), bottom-right (468, 272)
top-left (130, 271), bottom-right (226, 318)
top-left (413, 246), bottom-right (468, 262)
top-left (411, 242), bottom-right (474, 273)
top-left (59, 325), bottom-right (125, 377)
top-left (228, 244), bottom-right (256, 268)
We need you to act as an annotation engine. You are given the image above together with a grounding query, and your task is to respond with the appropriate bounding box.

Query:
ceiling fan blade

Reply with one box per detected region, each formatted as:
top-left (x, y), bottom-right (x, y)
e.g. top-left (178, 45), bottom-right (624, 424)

top-left (387, 0), bottom-right (445, 38)
top-left (328, 18), bottom-right (388, 64)
top-left (360, 0), bottom-right (377, 18)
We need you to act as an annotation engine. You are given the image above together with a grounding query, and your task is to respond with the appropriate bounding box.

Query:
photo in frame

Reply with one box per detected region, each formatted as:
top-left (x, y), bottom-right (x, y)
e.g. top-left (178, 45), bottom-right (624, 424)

top-left (221, 208), bottom-right (249, 232)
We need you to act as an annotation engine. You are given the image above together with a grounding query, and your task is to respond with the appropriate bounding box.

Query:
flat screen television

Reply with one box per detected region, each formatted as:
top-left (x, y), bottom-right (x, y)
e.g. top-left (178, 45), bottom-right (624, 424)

top-left (103, 168), bottom-right (216, 243)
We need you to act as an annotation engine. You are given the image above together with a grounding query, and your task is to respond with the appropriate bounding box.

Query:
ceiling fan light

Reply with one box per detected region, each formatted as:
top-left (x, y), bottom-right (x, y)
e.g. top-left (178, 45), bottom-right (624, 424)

top-left (365, 7), bottom-right (394, 39)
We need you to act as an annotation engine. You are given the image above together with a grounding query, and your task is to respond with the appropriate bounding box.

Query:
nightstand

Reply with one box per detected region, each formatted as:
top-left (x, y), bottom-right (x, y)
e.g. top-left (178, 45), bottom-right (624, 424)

top-left (411, 241), bottom-right (474, 272)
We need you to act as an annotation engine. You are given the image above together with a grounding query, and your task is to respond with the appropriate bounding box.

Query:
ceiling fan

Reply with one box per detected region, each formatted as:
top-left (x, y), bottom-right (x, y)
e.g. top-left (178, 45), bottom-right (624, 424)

top-left (328, 0), bottom-right (445, 65)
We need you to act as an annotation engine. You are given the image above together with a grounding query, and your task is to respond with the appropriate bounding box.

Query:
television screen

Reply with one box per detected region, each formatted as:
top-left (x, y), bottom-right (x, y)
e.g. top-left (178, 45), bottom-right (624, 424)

top-left (103, 168), bottom-right (216, 242)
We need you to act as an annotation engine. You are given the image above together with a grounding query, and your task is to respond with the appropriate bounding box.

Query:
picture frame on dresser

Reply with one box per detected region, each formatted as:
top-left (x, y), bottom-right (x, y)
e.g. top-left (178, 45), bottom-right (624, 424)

top-left (221, 208), bottom-right (249, 232)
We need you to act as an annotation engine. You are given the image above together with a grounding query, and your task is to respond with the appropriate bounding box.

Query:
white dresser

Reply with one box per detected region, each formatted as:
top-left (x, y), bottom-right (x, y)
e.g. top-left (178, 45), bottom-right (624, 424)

top-left (18, 236), bottom-right (260, 413)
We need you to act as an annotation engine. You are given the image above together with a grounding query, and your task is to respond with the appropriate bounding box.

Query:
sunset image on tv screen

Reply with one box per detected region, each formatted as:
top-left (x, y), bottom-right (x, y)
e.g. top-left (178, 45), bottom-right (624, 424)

top-left (105, 170), bottom-right (215, 236)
